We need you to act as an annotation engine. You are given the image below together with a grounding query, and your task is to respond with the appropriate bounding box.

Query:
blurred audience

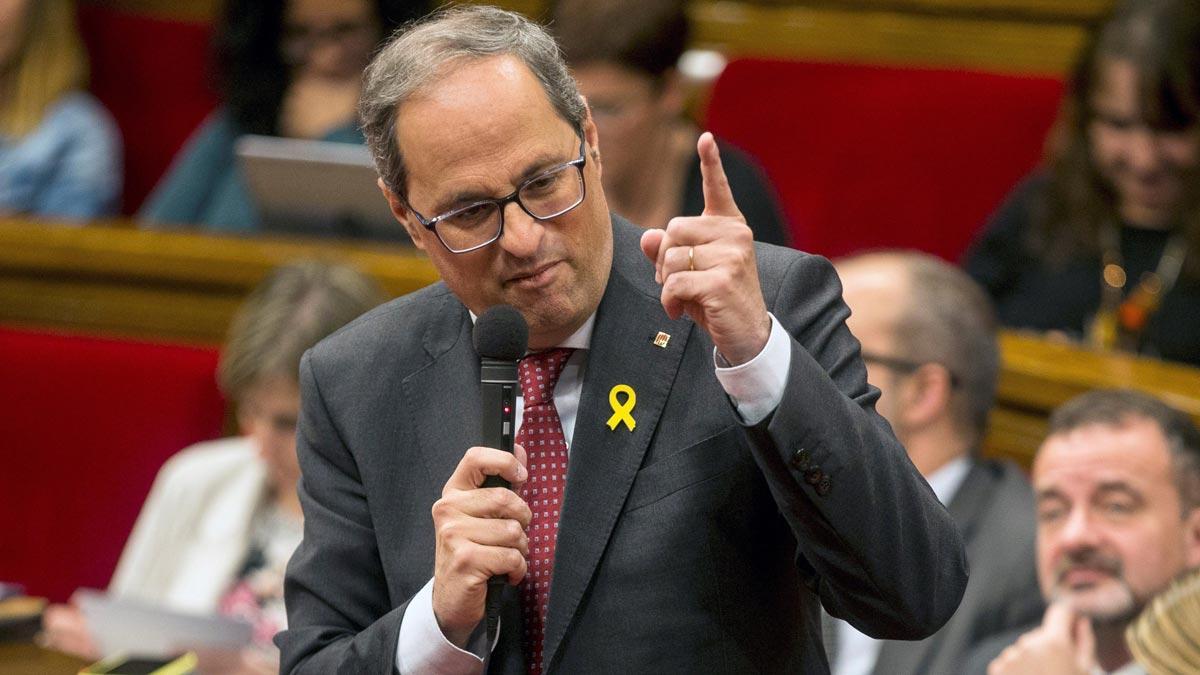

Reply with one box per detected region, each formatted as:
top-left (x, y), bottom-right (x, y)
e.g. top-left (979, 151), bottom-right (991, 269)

top-left (550, 0), bottom-right (790, 245)
top-left (139, 0), bottom-right (425, 232)
top-left (0, 0), bottom-right (121, 220)
top-left (38, 260), bottom-right (386, 674)
top-left (965, 0), bottom-right (1200, 366)
top-left (833, 251), bottom-right (1042, 675)
top-left (964, 390), bottom-right (1200, 675)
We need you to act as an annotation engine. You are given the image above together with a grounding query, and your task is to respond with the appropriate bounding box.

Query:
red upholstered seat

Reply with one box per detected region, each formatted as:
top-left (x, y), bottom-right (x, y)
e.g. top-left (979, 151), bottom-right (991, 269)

top-left (77, 6), bottom-right (218, 214)
top-left (705, 59), bottom-right (1065, 260)
top-left (0, 328), bottom-right (225, 602)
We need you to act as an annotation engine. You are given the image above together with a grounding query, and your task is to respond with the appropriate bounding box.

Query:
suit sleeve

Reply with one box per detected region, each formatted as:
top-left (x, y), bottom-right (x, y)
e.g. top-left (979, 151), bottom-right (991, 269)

top-left (743, 252), bottom-right (968, 640)
top-left (277, 352), bottom-right (410, 673)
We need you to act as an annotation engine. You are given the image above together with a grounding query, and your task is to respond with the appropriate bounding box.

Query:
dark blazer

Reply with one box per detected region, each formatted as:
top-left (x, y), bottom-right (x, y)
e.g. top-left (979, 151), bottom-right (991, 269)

top-left (826, 459), bottom-right (1043, 675)
top-left (278, 216), bottom-right (968, 674)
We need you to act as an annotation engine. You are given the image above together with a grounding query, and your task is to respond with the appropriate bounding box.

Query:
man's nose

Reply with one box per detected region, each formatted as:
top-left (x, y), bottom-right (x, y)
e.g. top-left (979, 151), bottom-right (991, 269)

top-left (497, 201), bottom-right (544, 258)
top-left (1057, 506), bottom-right (1103, 550)
top-left (1127, 128), bottom-right (1164, 173)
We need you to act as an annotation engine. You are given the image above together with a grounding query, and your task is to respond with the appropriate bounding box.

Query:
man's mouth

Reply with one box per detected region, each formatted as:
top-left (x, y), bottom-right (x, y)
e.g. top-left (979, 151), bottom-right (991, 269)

top-left (506, 261), bottom-right (562, 289)
top-left (1059, 566), bottom-right (1116, 589)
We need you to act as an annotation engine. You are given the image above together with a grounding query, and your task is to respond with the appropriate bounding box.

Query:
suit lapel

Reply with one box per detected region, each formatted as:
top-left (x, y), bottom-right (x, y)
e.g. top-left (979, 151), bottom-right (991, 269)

top-left (870, 461), bottom-right (993, 675)
top-left (541, 218), bottom-right (693, 670)
top-left (402, 293), bottom-right (482, 492)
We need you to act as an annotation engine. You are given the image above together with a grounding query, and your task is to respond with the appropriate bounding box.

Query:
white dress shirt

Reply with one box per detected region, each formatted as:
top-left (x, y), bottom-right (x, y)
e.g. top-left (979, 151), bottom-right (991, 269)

top-left (395, 313), bottom-right (794, 674)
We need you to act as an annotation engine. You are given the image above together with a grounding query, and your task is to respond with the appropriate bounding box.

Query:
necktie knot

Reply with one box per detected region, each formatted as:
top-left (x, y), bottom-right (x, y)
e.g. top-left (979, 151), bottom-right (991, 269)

top-left (518, 348), bottom-right (573, 408)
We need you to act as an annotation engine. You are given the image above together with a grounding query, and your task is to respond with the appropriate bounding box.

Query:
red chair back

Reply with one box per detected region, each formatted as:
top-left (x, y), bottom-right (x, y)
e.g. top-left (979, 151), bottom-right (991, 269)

top-left (705, 59), bottom-right (1065, 260)
top-left (77, 6), bottom-right (219, 214)
top-left (0, 328), bottom-right (225, 602)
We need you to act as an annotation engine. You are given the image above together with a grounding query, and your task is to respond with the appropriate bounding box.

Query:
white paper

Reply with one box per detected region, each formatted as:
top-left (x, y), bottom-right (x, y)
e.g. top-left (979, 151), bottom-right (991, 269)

top-left (76, 590), bottom-right (253, 657)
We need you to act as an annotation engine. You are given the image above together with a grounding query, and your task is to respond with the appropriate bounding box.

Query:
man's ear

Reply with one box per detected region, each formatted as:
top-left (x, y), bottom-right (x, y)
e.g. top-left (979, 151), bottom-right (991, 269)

top-left (900, 363), bottom-right (953, 430)
top-left (377, 177), bottom-right (426, 251)
top-left (1183, 506), bottom-right (1200, 567)
top-left (581, 95), bottom-right (602, 177)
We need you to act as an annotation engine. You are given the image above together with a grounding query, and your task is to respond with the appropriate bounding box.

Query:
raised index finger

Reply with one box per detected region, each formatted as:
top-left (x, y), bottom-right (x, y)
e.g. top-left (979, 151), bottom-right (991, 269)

top-left (698, 131), bottom-right (741, 218)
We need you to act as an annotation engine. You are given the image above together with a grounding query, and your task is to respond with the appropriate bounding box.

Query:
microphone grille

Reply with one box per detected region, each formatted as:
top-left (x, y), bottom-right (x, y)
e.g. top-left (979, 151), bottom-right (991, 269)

top-left (473, 305), bottom-right (529, 360)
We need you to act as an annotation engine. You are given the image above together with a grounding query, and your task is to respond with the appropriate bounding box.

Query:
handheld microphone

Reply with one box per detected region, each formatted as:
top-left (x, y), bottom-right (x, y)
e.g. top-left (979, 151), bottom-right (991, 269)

top-left (472, 305), bottom-right (529, 644)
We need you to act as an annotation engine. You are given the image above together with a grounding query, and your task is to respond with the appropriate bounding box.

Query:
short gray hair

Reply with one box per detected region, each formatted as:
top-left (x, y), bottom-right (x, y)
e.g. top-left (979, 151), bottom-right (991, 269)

top-left (359, 5), bottom-right (587, 201)
top-left (896, 253), bottom-right (999, 442)
top-left (217, 260), bottom-right (386, 403)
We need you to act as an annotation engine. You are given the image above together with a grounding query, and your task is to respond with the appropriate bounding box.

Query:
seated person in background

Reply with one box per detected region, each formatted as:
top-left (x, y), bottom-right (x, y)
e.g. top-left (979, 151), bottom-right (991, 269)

top-left (964, 0), bottom-right (1200, 367)
top-left (965, 389), bottom-right (1200, 675)
top-left (833, 251), bottom-right (1042, 675)
top-left (550, 0), bottom-right (790, 245)
top-left (0, 0), bottom-right (121, 220)
top-left (39, 260), bottom-right (386, 674)
top-left (139, 0), bottom-right (426, 232)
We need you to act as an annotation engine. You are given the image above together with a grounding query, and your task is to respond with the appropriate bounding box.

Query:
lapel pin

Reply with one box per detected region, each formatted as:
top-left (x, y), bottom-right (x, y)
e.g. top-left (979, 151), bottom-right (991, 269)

top-left (606, 384), bottom-right (637, 431)
top-left (652, 331), bottom-right (671, 348)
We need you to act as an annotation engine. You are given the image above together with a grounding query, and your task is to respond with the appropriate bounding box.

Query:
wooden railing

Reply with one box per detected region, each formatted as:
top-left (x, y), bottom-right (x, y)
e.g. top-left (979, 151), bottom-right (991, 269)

top-left (0, 218), bottom-right (438, 345)
top-left (4, 217), bottom-right (1197, 468)
top-left (987, 332), bottom-right (1200, 468)
top-left (91, 0), bottom-right (1114, 75)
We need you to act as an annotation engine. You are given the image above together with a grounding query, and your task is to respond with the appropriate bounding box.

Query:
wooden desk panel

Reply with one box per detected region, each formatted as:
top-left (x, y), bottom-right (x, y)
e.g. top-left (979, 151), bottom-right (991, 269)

top-left (99, 0), bottom-right (1110, 75)
top-left (0, 218), bottom-right (439, 344)
top-left (986, 332), bottom-right (1200, 468)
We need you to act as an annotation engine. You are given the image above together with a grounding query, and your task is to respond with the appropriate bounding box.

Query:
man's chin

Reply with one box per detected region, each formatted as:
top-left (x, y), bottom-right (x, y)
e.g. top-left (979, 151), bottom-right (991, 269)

top-left (1053, 585), bottom-right (1139, 624)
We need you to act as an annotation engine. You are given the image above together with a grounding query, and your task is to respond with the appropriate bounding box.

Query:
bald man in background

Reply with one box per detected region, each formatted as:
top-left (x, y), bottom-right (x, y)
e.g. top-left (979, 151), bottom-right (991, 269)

top-left (830, 252), bottom-right (1043, 675)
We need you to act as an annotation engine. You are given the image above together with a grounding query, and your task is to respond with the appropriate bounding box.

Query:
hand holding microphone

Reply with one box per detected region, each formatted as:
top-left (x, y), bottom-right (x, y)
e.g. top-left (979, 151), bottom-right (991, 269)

top-left (430, 306), bottom-right (532, 648)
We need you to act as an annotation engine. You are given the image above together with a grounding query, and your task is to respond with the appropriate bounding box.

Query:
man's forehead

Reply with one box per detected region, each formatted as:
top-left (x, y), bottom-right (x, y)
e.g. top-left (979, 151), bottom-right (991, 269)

top-left (395, 55), bottom-right (574, 199)
top-left (1034, 420), bottom-right (1174, 492)
top-left (839, 262), bottom-right (909, 331)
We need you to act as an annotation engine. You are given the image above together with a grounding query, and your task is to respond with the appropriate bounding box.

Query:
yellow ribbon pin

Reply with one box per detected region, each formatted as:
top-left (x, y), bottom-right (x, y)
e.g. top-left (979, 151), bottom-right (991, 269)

top-left (606, 384), bottom-right (637, 431)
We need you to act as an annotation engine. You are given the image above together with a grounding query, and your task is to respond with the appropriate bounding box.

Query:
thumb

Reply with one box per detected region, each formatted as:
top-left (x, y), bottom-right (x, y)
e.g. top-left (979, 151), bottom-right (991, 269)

top-left (513, 443), bottom-right (529, 491)
top-left (697, 132), bottom-right (741, 218)
top-left (640, 227), bottom-right (665, 263)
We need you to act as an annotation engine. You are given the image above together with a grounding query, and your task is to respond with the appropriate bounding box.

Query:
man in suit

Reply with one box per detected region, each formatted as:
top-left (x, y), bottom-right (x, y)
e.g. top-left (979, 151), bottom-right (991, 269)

top-left (277, 6), bottom-right (967, 673)
top-left (971, 390), bottom-right (1200, 675)
top-left (831, 252), bottom-right (1043, 675)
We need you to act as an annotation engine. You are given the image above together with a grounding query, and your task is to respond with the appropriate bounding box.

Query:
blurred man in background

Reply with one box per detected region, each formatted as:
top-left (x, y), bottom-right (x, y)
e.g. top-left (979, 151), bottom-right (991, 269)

top-left (834, 251), bottom-right (1042, 675)
top-left (981, 389), bottom-right (1200, 675)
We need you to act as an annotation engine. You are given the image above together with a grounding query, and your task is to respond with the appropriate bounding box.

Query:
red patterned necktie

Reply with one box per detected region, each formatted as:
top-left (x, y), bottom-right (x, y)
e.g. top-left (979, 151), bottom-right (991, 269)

top-left (515, 348), bottom-right (573, 675)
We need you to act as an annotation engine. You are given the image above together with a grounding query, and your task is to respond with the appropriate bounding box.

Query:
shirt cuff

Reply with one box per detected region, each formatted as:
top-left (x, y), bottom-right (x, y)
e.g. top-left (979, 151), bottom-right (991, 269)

top-left (713, 313), bottom-right (791, 426)
top-left (395, 579), bottom-right (487, 675)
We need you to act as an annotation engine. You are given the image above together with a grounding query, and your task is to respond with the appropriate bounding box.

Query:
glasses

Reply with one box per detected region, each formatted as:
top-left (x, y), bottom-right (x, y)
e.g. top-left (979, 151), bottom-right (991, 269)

top-left (861, 351), bottom-right (961, 388)
top-left (406, 138), bottom-right (588, 254)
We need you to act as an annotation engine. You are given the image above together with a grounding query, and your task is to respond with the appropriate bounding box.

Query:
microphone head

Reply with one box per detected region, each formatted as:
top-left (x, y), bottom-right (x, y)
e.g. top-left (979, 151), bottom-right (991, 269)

top-left (473, 305), bottom-right (529, 361)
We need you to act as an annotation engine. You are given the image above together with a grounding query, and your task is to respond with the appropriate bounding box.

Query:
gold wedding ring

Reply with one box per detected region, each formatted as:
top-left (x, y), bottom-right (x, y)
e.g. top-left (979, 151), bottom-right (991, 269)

top-left (688, 246), bottom-right (695, 272)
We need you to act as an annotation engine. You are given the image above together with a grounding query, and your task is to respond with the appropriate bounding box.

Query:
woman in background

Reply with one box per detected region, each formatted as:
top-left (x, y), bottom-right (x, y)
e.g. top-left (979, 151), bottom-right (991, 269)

top-left (550, 0), bottom-right (790, 246)
top-left (0, 0), bottom-right (121, 220)
top-left (965, 0), bottom-right (1200, 366)
top-left (40, 260), bottom-right (386, 674)
top-left (140, 0), bottom-right (425, 232)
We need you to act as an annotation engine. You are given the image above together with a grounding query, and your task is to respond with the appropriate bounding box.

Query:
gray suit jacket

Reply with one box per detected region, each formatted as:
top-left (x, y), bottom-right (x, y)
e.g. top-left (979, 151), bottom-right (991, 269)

top-left (278, 216), bottom-right (968, 674)
top-left (827, 459), bottom-right (1043, 675)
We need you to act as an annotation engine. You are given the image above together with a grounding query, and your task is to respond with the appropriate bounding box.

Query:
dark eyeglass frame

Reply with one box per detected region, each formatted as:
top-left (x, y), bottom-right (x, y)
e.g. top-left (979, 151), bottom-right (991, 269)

top-left (405, 137), bottom-right (588, 254)
top-left (861, 351), bottom-right (961, 388)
